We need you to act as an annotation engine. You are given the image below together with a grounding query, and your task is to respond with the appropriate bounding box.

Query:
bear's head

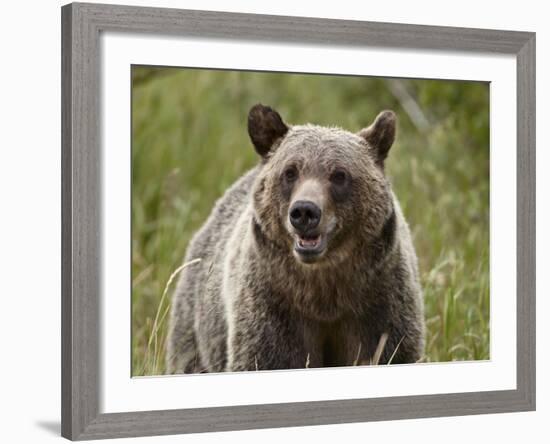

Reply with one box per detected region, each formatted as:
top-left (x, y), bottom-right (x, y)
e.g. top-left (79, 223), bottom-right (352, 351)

top-left (249, 104), bottom-right (396, 267)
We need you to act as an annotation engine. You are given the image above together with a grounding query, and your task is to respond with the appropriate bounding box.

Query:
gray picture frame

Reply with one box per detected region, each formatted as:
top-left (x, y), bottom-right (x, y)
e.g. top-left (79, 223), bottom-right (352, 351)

top-left (61, 2), bottom-right (536, 440)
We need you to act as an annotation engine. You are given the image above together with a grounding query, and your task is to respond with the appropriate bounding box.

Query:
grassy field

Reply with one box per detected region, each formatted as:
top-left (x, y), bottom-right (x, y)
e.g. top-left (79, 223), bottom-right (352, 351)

top-left (131, 66), bottom-right (490, 376)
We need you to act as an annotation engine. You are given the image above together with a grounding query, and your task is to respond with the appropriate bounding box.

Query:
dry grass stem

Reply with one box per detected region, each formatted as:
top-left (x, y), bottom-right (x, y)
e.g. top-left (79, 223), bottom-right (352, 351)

top-left (372, 333), bottom-right (389, 366)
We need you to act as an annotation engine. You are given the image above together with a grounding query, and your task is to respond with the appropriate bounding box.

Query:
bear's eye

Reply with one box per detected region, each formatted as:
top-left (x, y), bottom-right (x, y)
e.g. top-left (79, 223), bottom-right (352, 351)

top-left (330, 170), bottom-right (347, 185)
top-left (284, 166), bottom-right (298, 182)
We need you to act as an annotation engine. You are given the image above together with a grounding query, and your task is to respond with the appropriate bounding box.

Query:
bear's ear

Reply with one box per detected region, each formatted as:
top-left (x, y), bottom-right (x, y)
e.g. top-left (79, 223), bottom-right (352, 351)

top-left (358, 110), bottom-right (396, 166)
top-left (248, 104), bottom-right (289, 158)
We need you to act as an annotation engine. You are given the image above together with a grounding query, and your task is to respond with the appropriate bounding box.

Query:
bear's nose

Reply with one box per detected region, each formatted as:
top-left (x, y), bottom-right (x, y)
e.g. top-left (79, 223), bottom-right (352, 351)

top-left (289, 200), bottom-right (321, 232)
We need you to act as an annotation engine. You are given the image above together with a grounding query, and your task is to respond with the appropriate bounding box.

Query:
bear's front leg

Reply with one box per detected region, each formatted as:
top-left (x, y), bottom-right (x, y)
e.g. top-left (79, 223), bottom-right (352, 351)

top-left (225, 288), bottom-right (307, 372)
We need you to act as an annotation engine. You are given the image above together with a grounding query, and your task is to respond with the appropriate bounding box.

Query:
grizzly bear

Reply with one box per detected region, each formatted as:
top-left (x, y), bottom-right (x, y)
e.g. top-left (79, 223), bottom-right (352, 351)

top-left (166, 104), bottom-right (425, 373)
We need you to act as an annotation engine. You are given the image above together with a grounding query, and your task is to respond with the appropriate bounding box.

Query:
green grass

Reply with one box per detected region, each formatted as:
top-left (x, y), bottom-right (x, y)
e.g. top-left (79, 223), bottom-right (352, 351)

top-left (131, 67), bottom-right (490, 376)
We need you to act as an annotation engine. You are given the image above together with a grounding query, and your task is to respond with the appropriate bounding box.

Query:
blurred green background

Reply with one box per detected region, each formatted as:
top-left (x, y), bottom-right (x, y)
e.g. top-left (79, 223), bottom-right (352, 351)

top-left (131, 66), bottom-right (490, 376)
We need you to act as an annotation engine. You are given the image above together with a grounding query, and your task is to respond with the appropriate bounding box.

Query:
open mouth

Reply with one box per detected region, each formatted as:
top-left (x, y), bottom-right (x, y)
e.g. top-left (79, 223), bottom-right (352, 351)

top-left (294, 232), bottom-right (326, 261)
top-left (297, 233), bottom-right (321, 249)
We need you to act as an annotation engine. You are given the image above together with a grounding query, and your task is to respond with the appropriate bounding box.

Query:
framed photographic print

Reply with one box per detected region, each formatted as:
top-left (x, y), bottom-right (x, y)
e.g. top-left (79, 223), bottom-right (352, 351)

top-left (61, 2), bottom-right (536, 440)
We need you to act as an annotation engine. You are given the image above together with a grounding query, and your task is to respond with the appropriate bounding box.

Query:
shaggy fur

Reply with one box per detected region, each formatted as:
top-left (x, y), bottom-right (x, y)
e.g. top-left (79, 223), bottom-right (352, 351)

top-left (166, 105), bottom-right (425, 373)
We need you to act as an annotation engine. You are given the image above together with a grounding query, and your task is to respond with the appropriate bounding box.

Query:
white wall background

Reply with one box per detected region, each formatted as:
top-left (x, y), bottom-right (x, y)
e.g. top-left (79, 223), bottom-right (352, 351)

top-left (0, 0), bottom-right (545, 442)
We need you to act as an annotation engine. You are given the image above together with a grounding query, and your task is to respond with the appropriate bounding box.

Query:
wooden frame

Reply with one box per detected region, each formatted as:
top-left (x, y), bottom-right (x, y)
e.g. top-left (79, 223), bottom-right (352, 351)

top-left (61, 2), bottom-right (536, 440)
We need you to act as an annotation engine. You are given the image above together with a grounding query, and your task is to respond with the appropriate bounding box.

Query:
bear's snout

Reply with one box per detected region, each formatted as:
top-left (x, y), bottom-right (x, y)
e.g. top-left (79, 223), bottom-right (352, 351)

top-left (289, 200), bottom-right (321, 233)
